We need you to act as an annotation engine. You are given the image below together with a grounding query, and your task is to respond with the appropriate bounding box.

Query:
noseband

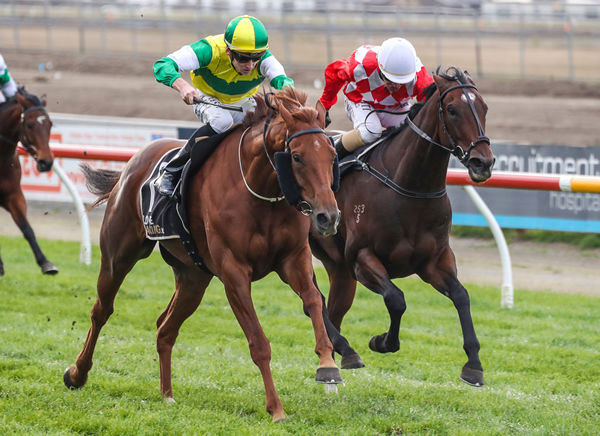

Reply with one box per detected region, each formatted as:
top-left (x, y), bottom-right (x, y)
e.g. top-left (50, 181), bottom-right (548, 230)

top-left (238, 98), bottom-right (331, 216)
top-left (406, 81), bottom-right (490, 164)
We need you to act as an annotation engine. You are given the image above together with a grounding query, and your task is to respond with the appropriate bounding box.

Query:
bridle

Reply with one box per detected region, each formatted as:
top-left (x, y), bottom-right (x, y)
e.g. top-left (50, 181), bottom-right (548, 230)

top-left (0, 102), bottom-right (50, 159)
top-left (238, 93), bottom-right (330, 216)
top-left (346, 74), bottom-right (490, 199)
top-left (405, 80), bottom-right (490, 164)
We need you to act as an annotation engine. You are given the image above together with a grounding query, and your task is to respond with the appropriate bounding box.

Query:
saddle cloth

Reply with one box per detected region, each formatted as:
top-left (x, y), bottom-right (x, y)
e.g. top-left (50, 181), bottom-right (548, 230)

top-left (138, 129), bottom-right (233, 271)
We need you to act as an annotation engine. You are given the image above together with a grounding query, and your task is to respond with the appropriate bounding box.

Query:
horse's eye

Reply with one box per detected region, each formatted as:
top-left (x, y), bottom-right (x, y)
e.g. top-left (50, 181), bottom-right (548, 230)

top-left (447, 105), bottom-right (457, 117)
top-left (292, 153), bottom-right (302, 163)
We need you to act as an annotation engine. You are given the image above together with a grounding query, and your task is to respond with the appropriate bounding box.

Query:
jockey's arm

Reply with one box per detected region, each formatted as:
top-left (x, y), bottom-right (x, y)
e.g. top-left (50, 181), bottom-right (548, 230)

top-left (153, 40), bottom-right (212, 104)
top-left (259, 54), bottom-right (294, 89)
top-left (171, 77), bottom-right (201, 105)
top-left (319, 59), bottom-right (352, 111)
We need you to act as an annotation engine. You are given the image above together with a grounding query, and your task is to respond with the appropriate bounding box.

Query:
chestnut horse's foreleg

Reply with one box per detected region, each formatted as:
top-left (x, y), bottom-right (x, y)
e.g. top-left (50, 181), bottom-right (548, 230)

top-left (64, 238), bottom-right (155, 390)
top-left (279, 252), bottom-right (341, 381)
top-left (221, 262), bottom-right (285, 422)
top-left (353, 248), bottom-right (406, 354)
top-left (156, 266), bottom-right (212, 401)
top-left (5, 191), bottom-right (57, 274)
top-left (423, 251), bottom-right (484, 387)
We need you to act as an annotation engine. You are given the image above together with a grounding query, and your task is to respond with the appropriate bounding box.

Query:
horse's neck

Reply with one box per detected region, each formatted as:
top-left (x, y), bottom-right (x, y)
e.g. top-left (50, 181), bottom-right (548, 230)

top-left (0, 104), bottom-right (21, 158)
top-left (385, 102), bottom-right (450, 191)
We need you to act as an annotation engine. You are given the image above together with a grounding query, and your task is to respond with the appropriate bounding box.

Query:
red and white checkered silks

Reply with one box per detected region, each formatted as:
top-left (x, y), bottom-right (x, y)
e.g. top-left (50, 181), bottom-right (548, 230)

top-left (319, 45), bottom-right (433, 111)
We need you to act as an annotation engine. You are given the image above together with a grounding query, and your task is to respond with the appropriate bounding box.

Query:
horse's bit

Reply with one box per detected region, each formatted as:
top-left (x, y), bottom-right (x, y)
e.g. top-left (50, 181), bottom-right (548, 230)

top-left (405, 81), bottom-right (490, 164)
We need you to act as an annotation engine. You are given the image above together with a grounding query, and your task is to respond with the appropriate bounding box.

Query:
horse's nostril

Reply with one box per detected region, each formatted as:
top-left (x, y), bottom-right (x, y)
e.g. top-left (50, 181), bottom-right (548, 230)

top-left (316, 212), bottom-right (330, 228)
top-left (37, 160), bottom-right (53, 172)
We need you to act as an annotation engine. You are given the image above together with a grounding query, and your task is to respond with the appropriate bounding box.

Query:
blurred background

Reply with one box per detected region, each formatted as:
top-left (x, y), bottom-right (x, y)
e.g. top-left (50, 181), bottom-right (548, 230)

top-left (1, 0), bottom-right (599, 81)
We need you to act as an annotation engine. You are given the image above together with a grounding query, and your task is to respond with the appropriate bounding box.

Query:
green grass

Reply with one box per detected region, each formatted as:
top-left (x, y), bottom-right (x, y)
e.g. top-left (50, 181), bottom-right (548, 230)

top-left (1, 236), bottom-right (599, 435)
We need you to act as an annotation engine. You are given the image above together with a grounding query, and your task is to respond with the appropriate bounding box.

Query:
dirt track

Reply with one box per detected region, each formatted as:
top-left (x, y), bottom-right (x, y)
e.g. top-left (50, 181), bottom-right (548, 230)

top-left (5, 50), bottom-right (600, 147)
top-left (1, 50), bottom-right (599, 297)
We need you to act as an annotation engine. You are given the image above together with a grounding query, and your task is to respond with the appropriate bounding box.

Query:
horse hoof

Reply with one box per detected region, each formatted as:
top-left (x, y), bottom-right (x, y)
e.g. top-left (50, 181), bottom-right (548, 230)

top-left (165, 397), bottom-right (176, 404)
top-left (341, 353), bottom-right (365, 369)
top-left (368, 333), bottom-right (399, 354)
top-left (41, 261), bottom-right (59, 275)
top-left (0, 265), bottom-right (4, 276)
top-left (460, 366), bottom-right (484, 387)
top-left (63, 366), bottom-right (83, 390)
top-left (315, 366), bottom-right (343, 384)
top-left (272, 412), bottom-right (286, 423)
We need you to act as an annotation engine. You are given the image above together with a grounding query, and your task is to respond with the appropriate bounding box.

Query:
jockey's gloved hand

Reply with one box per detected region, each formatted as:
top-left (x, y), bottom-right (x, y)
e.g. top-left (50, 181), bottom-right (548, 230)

top-left (325, 111), bottom-right (331, 128)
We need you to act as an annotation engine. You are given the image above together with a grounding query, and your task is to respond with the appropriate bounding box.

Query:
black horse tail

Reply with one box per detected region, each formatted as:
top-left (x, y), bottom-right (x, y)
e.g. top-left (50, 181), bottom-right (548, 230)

top-left (80, 163), bottom-right (121, 208)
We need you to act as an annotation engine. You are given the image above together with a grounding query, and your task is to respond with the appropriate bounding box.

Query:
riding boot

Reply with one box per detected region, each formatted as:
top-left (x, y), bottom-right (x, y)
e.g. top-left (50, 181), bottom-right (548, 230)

top-left (334, 129), bottom-right (366, 160)
top-left (155, 123), bottom-right (216, 197)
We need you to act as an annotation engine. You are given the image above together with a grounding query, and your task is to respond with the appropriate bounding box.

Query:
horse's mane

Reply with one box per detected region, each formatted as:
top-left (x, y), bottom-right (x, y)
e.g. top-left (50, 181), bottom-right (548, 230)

top-left (405, 65), bottom-right (469, 123)
top-left (16, 86), bottom-right (44, 106)
top-left (242, 87), bottom-right (318, 129)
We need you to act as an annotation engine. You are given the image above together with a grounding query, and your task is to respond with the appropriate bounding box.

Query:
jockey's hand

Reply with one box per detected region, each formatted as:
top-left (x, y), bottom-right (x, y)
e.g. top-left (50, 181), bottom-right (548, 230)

top-left (172, 77), bottom-right (200, 105)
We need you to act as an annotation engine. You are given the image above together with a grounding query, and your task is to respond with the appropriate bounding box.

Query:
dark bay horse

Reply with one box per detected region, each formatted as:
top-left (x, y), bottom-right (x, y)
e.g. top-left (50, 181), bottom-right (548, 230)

top-left (312, 67), bottom-right (494, 387)
top-left (63, 87), bottom-right (342, 422)
top-left (0, 87), bottom-right (57, 276)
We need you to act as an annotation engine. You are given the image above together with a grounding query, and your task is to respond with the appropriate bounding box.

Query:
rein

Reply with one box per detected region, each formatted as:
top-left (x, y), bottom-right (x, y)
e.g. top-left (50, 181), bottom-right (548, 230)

top-left (347, 77), bottom-right (489, 199)
top-left (406, 83), bottom-right (490, 164)
top-left (239, 100), bottom-right (329, 215)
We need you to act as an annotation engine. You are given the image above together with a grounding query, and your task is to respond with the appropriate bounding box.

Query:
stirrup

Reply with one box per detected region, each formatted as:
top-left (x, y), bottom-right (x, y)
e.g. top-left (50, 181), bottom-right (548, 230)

top-left (155, 173), bottom-right (177, 197)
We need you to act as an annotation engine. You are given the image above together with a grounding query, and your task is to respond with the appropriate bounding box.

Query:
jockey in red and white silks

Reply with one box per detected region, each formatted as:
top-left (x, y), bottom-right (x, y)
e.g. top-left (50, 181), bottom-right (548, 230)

top-left (318, 38), bottom-right (433, 158)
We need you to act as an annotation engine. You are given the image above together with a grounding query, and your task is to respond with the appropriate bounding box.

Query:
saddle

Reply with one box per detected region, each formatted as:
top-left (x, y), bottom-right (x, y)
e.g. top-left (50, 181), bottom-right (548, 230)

top-left (139, 129), bottom-right (233, 271)
top-left (337, 127), bottom-right (402, 179)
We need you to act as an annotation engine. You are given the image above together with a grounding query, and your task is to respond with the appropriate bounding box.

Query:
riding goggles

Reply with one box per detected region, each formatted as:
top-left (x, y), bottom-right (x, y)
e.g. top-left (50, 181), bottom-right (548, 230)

top-left (231, 50), bottom-right (265, 63)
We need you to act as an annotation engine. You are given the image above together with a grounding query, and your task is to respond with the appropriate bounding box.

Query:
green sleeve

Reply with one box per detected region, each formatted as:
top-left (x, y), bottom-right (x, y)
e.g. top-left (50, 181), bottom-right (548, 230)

top-left (153, 57), bottom-right (180, 87)
top-left (153, 39), bottom-right (213, 87)
top-left (189, 39), bottom-right (213, 67)
top-left (270, 75), bottom-right (295, 89)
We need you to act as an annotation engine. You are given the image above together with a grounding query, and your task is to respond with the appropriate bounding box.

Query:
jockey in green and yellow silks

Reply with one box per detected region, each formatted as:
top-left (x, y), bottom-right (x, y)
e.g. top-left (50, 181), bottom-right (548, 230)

top-left (153, 15), bottom-right (294, 197)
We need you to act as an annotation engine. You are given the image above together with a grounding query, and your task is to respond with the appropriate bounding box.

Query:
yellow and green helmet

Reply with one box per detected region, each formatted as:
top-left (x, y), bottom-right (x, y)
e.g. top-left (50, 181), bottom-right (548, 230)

top-left (224, 15), bottom-right (269, 53)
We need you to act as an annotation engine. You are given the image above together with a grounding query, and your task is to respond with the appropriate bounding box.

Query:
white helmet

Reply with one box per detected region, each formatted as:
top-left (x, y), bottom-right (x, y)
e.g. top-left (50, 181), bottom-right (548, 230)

top-left (377, 37), bottom-right (418, 84)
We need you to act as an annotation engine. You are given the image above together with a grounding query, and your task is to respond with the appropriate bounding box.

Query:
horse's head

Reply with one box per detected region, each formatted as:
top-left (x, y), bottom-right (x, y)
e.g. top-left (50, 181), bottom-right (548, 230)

top-left (15, 88), bottom-right (54, 172)
top-left (265, 88), bottom-right (341, 236)
top-left (433, 67), bottom-right (494, 182)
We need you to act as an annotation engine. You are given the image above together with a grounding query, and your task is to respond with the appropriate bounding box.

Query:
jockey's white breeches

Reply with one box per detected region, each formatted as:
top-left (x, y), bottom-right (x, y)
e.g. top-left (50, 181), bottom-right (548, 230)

top-left (344, 98), bottom-right (412, 143)
top-left (192, 91), bottom-right (256, 134)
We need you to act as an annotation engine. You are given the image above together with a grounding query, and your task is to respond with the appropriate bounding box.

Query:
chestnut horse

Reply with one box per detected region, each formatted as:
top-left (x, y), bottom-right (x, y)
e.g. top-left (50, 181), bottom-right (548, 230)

top-left (63, 88), bottom-right (342, 422)
top-left (312, 67), bottom-right (495, 387)
top-left (0, 87), bottom-right (57, 275)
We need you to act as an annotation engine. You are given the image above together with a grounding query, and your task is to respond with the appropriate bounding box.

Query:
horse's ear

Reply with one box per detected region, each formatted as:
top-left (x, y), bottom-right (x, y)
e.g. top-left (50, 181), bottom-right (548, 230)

top-left (15, 91), bottom-right (27, 106)
top-left (433, 73), bottom-right (445, 90)
top-left (277, 99), bottom-right (294, 127)
top-left (41, 94), bottom-right (47, 107)
top-left (315, 100), bottom-right (327, 129)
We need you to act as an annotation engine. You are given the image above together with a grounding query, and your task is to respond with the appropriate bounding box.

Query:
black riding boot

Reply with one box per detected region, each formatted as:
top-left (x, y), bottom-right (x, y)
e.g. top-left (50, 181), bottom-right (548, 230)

top-left (155, 124), bottom-right (216, 197)
top-left (333, 136), bottom-right (351, 160)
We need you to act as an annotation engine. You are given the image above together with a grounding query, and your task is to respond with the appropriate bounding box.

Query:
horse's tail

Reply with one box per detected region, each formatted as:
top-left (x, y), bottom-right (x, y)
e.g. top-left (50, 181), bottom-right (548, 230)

top-left (80, 163), bottom-right (121, 208)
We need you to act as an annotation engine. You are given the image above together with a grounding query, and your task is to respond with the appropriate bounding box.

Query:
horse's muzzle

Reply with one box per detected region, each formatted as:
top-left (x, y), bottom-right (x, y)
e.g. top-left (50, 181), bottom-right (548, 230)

top-left (37, 159), bottom-right (54, 172)
top-left (313, 208), bottom-right (341, 237)
top-left (466, 155), bottom-right (494, 183)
